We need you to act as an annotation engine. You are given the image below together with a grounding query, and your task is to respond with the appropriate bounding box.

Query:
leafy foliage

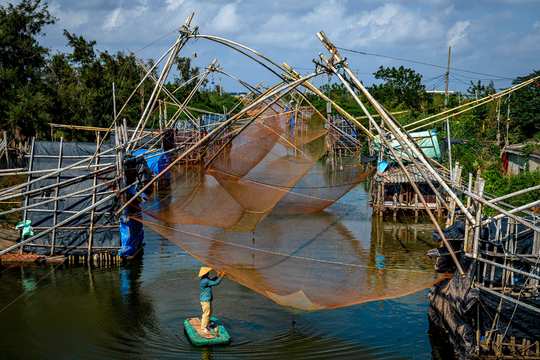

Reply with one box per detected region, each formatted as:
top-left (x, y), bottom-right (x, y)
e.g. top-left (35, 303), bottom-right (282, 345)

top-left (0, 0), bottom-right (56, 138)
top-left (370, 65), bottom-right (431, 114)
top-left (509, 70), bottom-right (540, 141)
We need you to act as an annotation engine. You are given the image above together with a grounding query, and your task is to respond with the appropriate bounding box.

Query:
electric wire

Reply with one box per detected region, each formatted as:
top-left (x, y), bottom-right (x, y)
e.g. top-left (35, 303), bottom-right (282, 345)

top-left (336, 46), bottom-right (514, 80)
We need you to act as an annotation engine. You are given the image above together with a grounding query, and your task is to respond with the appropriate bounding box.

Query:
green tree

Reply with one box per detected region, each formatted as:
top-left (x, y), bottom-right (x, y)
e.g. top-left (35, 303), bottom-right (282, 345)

top-left (370, 65), bottom-right (429, 113)
top-left (0, 0), bottom-right (57, 139)
top-left (509, 70), bottom-right (540, 141)
top-left (47, 30), bottom-right (154, 140)
top-left (466, 80), bottom-right (496, 123)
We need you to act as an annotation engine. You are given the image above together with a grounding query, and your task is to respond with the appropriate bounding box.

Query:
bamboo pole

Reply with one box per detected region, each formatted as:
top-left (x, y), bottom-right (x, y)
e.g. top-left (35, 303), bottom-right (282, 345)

top-left (464, 173), bottom-right (473, 253)
top-left (0, 193), bottom-right (118, 256)
top-left (487, 184), bottom-right (540, 205)
top-left (167, 59), bottom-right (218, 128)
top-left (3, 131), bottom-right (8, 167)
top-left (19, 137), bottom-right (35, 255)
top-left (468, 256), bottom-right (540, 283)
top-left (281, 66), bottom-right (364, 147)
top-left (0, 168), bottom-right (116, 203)
top-left (317, 31), bottom-right (476, 227)
top-left (0, 146), bottom-right (118, 198)
top-left (131, 51), bottom-right (202, 129)
top-left (404, 75), bottom-right (540, 130)
top-left (409, 79), bottom-right (539, 133)
top-left (194, 35), bottom-right (286, 81)
top-left (0, 167), bottom-right (26, 173)
top-left (84, 36), bottom-right (186, 170)
top-left (114, 72), bottom-right (318, 215)
top-left (317, 33), bottom-right (465, 276)
top-left (195, 81), bottom-right (288, 161)
top-left (129, 26), bottom-right (192, 150)
top-left (283, 64), bottom-right (375, 141)
top-left (0, 131), bottom-right (152, 202)
top-left (0, 163), bottom-right (115, 176)
top-left (467, 193), bottom-right (540, 231)
top-left (87, 135), bottom-right (100, 257)
top-left (50, 137), bottom-right (63, 255)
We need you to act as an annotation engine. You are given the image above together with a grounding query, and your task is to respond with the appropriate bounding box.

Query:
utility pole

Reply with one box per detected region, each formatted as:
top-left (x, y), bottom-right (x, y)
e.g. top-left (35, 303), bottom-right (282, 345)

top-left (113, 82), bottom-right (117, 120)
top-left (219, 77), bottom-right (222, 96)
top-left (444, 46), bottom-right (452, 179)
top-left (444, 46), bottom-right (451, 111)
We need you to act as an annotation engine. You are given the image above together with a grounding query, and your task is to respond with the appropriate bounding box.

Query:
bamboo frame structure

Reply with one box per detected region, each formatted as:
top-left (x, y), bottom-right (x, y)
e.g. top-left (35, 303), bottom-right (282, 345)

top-left (1, 15), bottom-right (539, 358)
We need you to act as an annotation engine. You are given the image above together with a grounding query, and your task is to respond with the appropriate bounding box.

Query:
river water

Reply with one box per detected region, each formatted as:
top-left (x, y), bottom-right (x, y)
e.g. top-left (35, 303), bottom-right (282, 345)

top-left (0, 185), bottom-right (455, 359)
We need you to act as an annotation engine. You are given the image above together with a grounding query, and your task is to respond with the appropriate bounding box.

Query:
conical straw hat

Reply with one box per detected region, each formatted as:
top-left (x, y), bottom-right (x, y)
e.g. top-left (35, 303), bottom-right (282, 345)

top-left (198, 267), bottom-right (212, 277)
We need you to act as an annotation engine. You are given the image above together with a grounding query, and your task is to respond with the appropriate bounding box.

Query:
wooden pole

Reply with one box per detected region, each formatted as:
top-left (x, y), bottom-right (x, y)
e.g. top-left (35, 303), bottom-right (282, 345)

top-left (405, 75), bottom-right (540, 130)
top-left (20, 138), bottom-right (35, 255)
top-left (444, 46), bottom-right (451, 111)
top-left (88, 134), bottom-right (100, 257)
top-left (0, 146), bottom-right (119, 198)
top-left (447, 117), bottom-right (452, 179)
top-left (316, 34), bottom-right (465, 276)
top-left (1, 193), bottom-right (117, 256)
top-left (50, 136), bottom-right (63, 255)
top-left (115, 72), bottom-right (318, 215)
top-left (464, 173), bottom-right (473, 253)
top-left (4, 131), bottom-right (9, 167)
top-left (472, 176), bottom-right (485, 259)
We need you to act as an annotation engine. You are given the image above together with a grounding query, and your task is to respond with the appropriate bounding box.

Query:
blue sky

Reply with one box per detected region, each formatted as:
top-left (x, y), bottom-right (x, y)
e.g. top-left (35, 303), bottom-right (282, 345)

top-left (3, 0), bottom-right (540, 94)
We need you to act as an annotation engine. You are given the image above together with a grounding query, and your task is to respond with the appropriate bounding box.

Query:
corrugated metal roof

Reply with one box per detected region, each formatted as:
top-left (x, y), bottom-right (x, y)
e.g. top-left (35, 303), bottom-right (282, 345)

top-left (505, 143), bottom-right (540, 157)
top-left (381, 165), bottom-right (438, 184)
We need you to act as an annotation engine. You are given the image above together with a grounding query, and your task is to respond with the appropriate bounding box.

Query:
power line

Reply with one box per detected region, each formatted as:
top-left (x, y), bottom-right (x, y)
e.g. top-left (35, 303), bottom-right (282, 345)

top-left (336, 46), bottom-right (514, 81)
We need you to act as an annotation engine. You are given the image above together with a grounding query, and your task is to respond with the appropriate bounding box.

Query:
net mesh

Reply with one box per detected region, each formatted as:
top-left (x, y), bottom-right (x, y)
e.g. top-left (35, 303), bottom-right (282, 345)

top-left (139, 202), bottom-right (449, 313)
top-left (129, 103), bottom-right (448, 312)
top-left (139, 104), bottom-right (330, 231)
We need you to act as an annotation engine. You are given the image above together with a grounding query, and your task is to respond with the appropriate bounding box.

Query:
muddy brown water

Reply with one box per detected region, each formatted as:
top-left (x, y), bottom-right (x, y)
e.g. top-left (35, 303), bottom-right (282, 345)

top-left (0, 185), bottom-right (455, 359)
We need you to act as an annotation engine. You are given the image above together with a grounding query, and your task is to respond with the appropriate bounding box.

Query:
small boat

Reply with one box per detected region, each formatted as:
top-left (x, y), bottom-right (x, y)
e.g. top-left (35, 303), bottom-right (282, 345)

top-left (184, 317), bottom-right (230, 346)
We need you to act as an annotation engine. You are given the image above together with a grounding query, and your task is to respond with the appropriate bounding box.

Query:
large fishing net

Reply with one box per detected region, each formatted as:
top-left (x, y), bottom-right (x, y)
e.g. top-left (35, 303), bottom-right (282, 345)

top-left (130, 103), bottom-right (448, 312)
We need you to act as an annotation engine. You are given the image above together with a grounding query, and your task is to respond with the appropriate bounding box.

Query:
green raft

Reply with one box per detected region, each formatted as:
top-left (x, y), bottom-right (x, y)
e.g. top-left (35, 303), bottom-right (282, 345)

top-left (184, 317), bottom-right (230, 346)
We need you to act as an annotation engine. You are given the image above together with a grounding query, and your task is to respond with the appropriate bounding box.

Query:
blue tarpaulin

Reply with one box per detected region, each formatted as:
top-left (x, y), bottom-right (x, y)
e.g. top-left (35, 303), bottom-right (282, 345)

top-left (377, 160), bottom-right (389, 173)
top-left (132, 149), bottom-right (172, 180)
top-left (118, 208), bottom-right (144, 257)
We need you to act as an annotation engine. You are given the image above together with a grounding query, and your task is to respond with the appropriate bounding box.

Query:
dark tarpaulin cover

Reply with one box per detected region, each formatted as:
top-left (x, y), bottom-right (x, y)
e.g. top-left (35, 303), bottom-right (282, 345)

top-left (20, 141), bottom-right (121, 255)
top-left (429, 217), bottom-right (540, 359)
top-left (359, 153), bottom-right (377, 164)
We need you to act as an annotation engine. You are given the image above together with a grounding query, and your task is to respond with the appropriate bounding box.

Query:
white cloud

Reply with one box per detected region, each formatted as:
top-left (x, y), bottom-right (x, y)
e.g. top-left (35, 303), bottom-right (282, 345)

top-left (166, 0), bottom-right (186, 11)
top-left (356, 3), bottom-right (400, 27)
top-left (206, 3), bottom-right (242, 34)
top-left (49, 2), bottom-right (90, 29)
top-left (533, 21), bottom-right (540, 29)
top-left (103, 8), bottom-right (121, 30)
top-left (349, 4), bottom-right (443, 48)
top-left (446, 20), bottom-right (470, 48)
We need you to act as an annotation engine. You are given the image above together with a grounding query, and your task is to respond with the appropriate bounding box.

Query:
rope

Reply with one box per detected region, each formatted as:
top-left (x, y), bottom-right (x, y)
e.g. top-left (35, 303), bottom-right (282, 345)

top-left (0, 261), bottom-right (64, 315)
top-left (139, 219), bottom-right (452, 277)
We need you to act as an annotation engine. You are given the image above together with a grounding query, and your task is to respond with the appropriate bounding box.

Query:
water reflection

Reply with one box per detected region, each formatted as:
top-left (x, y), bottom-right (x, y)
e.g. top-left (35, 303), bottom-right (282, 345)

top-left (0, 186), bottom-right (452, 359)
top-left (0, 261), bottom-right (157, 359)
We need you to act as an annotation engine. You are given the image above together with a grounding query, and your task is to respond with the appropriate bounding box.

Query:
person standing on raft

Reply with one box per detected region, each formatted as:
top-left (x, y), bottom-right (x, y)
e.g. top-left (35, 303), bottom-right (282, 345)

top-left (198, 267), bottom-right (226, 333)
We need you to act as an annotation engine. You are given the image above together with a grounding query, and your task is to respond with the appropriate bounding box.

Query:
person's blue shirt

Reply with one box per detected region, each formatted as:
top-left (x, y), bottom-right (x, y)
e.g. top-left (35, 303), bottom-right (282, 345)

top-left (200, 275), bottom-right (223, 302)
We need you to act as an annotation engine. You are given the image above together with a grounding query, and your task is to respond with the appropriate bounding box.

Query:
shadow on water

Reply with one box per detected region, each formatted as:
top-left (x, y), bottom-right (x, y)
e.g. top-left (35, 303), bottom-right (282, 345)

top-left (0, 186), bottom-right (456, 359)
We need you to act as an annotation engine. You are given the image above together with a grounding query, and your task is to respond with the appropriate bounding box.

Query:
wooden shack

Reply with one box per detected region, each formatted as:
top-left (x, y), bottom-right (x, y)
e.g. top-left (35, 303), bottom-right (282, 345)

top-left (503, 143), bottom-right (540, 174)
top-left (372, 163), bottom-right (444, 217)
